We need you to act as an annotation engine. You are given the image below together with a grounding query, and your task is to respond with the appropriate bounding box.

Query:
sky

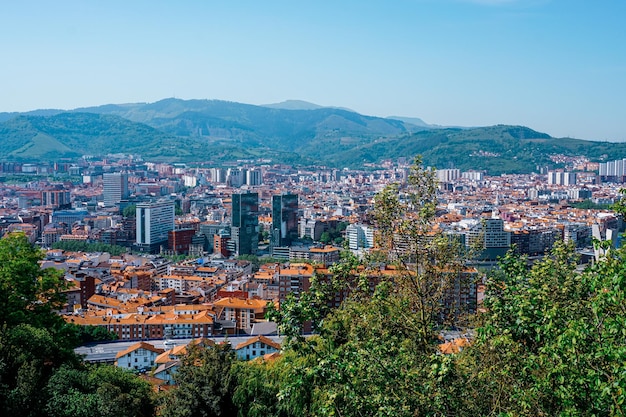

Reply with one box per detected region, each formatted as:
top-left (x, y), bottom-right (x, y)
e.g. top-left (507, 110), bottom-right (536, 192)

top-left (1, 0), bottom-right (625, 141)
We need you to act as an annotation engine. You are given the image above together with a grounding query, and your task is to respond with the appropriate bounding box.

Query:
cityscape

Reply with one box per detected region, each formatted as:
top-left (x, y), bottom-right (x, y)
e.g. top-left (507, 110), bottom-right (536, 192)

top-left (2, 0), bottom-right (626, 416)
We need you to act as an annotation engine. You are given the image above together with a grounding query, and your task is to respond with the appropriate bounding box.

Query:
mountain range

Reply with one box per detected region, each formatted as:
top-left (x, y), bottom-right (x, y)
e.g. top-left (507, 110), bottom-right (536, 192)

top-left (1, 98), bottom-right (624, 174)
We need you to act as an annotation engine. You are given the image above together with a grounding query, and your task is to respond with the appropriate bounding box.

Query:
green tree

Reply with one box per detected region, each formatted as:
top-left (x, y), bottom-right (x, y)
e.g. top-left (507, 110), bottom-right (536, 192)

top-left (318, 231), bottom-right (331, 244)
top-left (371, 156), bottom-right (469, 352)
top-left (160, 343), bottom-right (239, 417)
top-left (460, 240), bottom-right (626, 416)
top-left (0, 233), bottom-right (69, 331)
top-left (46, 364), bottom-right (156, 417)
top-left (122, 204), bottom-right (137, 218)
top-left (261, 156), bottom-right (473, 416)
top-left (0, 324), bottom-right (80, 417)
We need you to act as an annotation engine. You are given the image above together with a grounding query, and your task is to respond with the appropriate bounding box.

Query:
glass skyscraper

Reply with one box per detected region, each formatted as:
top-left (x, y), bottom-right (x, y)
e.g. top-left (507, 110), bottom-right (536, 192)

top-left (272, 193), bottom-right (299, 247)
top-left (231, 192), bottom-right (259, 256)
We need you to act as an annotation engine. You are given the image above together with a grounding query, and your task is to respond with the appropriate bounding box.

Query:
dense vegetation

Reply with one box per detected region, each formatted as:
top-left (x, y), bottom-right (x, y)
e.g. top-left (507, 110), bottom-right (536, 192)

top-left (2, 98), bottom-right (625, 173)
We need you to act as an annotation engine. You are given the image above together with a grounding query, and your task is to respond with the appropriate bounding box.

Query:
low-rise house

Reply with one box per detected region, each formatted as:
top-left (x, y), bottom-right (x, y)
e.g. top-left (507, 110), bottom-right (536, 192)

top-left (114, 341), bottom-right (164, 371)
top-left (235, 335), bottom-right (281, 360)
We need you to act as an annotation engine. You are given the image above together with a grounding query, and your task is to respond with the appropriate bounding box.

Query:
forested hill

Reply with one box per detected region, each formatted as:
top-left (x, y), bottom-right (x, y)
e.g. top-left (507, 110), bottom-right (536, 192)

top-left (1, 98), bottom-right (625, 174)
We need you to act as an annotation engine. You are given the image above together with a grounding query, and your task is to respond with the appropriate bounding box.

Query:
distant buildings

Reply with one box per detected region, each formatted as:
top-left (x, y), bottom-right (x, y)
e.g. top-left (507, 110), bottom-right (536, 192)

top-left (547, 171), bottom-right (576, 186)
top-left (599, 158), bottom-right (626, 182)
top-left (464, 215), bottom-right (511, 261)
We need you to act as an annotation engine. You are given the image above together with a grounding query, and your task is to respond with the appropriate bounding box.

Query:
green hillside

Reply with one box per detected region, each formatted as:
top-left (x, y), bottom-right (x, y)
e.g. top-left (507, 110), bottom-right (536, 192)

top-left (75, 98), bottom-right (415, 150)
top-left (1, 99), bottom-right (625, 173)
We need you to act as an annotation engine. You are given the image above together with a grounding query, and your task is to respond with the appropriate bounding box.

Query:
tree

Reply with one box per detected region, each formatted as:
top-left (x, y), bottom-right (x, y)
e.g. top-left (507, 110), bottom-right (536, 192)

top-left (46, 364), bottom-right (156, 417)
top-left (261, 156), bottom-right (474, 416)
top-left (122, 204), bottom-right (137, 218)
top-left (0, 233), bottom-right (69, 330)
top-left (0, 324), bottom-right (80, 417)
top-left (459, 240), bottom-right (626, 416)
top-left (371, 155), bottom-right (469, 352)
top-left (319, 232), bottom-right (331, 244)
top-left (160, 343), bottom-right (239, 417)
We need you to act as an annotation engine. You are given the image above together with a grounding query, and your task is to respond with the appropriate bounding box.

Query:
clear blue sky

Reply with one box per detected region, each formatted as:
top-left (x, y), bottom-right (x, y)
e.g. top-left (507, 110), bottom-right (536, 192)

top-left (1, 0), bottom-right (625, 141)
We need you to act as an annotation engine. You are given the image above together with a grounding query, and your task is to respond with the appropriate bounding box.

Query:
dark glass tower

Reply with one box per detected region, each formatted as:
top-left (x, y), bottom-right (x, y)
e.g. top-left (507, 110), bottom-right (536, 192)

top-left (272, 193), bottom-right (299, 247)
top-left (231, 192), bottom-right (259, 256)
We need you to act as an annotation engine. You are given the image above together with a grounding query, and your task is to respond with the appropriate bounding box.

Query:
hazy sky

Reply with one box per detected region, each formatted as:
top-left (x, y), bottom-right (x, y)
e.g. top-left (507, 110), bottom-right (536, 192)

top-left (1, 0), bottom-right (625, 141)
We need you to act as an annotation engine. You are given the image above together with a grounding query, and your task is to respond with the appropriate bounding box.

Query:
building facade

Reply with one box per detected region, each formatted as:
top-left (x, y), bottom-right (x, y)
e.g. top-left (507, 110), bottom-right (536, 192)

top-left (136, 201), bottom-right (175, 253)
top-left (231, 192), bottom-right (259, 256)
top-left (271, 193), bottom-right (299, 248)
top-left (103, 172), bottom-right (129, 207)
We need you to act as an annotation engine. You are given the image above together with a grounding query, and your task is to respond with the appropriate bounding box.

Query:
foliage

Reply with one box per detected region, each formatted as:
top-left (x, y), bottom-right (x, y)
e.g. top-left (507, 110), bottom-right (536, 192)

top-left (0, 232), bottom-right (152, 417)
top-left (256, 156), bottom-right (476, 416)
top-left (317, 221), bottom-right (348, 245)
top-left (71, 325), bottom-right (118, 344)
top-left (45, 364), bottom-right (156, 417)
top-left (51, 240), bottom-right (128, 256)
top-left (461, 240), bottom-right (626, 416)
top-left (159, 343), bottom-right (239, 417)
top-left (123, 204), bottom-right (137, 218)
top-left (0, 324), bottom-right (80, 417)
top-left (232, 352), bottom-right (308, 417)
top-left (0, 233), bottom-right (69, 329)
top-left (571, 199), bottom-right (611, 210)
top-left (371, 156), bottom-right (470, 351)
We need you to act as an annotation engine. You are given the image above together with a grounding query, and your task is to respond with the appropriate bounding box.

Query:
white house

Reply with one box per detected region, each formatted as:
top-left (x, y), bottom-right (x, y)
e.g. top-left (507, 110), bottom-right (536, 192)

top-left (114, 341), bottom-right (164, 371)
top-left (235, 335), bottom-right (281, 360)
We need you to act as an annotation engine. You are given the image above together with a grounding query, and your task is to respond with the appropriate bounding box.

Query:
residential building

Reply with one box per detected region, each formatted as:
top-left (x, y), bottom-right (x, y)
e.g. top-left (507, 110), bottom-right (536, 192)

top-left (114, 341), bottom-right (164, 371)
top-left (235, 335), bottom-right (281, 360)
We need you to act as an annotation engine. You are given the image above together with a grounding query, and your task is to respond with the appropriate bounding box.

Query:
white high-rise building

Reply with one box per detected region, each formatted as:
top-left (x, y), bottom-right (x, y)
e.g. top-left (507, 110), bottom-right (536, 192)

top-left (436, 169), bottom-right (460, 182)
top-left (136, 201), bottom-right (175, 252)
top-left (547, 171), bottom-right (576, 186)
top-left (246, 169), bottom-right (263, 186)
top-left (346, 224), bottom-right (375, 251)
top-left (103, 173), bottom-right (129, 207)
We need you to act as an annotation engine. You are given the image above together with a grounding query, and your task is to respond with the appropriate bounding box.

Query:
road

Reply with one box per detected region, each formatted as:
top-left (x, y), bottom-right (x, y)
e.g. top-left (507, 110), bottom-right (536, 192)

top-left (75, 334), bottom-right (285, 363)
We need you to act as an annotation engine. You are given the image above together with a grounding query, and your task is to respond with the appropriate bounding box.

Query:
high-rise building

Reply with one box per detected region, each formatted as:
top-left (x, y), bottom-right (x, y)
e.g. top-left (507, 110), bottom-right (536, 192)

top-left (231, 192), bottom-right (259, 256)
top-left (103, 173), bottom-right (129, 207)
top-left (246, 169), bottom-right (263, 186)
top-left (547, 171), bottom-right (576, 186)
top-left (136, 201), bottom-right (175, 253)
top-left (346, 223), bottom-right (375, 251)
top-left (271, 193), bottom-right (299, 248)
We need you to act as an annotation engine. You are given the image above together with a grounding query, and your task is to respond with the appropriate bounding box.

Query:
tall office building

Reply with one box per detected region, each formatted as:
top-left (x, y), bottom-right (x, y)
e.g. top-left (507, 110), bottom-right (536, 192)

top-left (231, 192), bottom-right (259, 256)
top-left (103, 173), bottom-right (129, 207)
top-left (271, 193), bottom-right (299, 248)
top-left (136, 201), bottom-right (175, 253)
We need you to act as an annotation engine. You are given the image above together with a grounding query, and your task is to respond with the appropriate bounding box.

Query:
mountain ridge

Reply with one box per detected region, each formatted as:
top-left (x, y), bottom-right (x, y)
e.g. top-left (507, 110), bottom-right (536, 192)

top-left (0, 98), bottom-right (623, 174)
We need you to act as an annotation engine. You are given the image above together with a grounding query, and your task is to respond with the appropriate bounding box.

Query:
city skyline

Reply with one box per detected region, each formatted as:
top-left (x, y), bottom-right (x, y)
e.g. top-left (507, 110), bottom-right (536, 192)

top-left (1, 1), bottom-right (625, 142)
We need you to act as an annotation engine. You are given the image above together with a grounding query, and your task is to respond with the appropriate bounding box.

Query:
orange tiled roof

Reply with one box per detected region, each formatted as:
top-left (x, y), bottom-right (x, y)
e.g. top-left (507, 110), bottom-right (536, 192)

top-left (235, 335), bottom-right (281, 351)
top-left (115, 341), bottom-right (164, 359)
